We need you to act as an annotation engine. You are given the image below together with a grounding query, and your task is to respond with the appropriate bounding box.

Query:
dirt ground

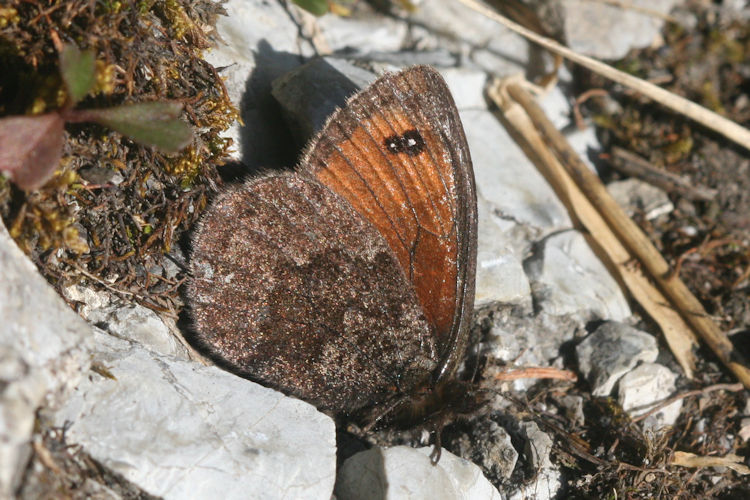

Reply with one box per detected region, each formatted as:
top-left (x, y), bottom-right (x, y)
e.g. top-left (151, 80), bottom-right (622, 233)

top-left (560, 2), bottom-right (750, 497)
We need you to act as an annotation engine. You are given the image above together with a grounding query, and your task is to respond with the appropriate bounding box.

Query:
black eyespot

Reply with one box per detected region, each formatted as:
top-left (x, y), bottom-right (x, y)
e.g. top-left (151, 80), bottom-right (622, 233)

top-left (384, 130), bottom-right (426, 156)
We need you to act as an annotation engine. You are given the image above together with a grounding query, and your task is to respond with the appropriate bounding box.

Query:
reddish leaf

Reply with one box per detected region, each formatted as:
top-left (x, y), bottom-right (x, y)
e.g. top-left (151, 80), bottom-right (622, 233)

top-left (0, 113), bottom-right (65, 190)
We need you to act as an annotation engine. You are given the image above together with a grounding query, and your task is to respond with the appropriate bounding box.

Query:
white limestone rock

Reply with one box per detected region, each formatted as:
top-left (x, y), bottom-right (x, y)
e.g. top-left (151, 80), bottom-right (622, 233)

top-left (0, 223), bottom-right (93, 497)
top-left (576, 322), bottom-right (659, 396)
top-left (618, 362), bottom-right (681, 431)
top-left (52, 330), bottom-right (337, 500)
top-left (561, 0), bottom-right (681, 60)
top-left (524, 230), bottom-right (631, 321)
top-left (335, 446), bottom-right (502, 500)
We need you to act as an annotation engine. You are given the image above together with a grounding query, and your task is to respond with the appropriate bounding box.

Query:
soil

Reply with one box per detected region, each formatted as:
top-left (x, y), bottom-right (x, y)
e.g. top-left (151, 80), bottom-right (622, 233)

top-left (564, 1), bottom-right (750, 497)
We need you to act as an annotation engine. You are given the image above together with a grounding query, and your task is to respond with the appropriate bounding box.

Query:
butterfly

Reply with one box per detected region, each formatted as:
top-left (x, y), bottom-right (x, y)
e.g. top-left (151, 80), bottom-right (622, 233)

top-left (187, 65), bottom-right (478, 429)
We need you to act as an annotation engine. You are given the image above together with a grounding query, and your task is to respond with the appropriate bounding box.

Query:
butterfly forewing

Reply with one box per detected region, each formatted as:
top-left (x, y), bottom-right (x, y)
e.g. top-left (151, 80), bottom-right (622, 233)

top-left (301, 66), bottom-right (477, 380)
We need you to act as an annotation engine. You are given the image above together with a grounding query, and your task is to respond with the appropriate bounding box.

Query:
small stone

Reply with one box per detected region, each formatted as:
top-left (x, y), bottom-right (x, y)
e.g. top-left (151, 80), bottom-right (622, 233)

top-left (85, 302), bottom-right (189, 359)
top-left (335, 446), bottom-right (502, 500)
top-left (161, 254), bottom-right (182, 281)
top-left (62, 284), bottom-right (112, 316)
top-left (449, 419), bottom-right (519, 481)
top-left (508, 421), bottom-right (561, 500)
top-left (524, 230), bottom-right (631, 322)
top-left (607, 178), bottom-right (674, 220)
top-left (559, 395), bottom-right (585, 427)
top-left (78, 165), bottom-right (116, 184)
top-left (739, 419), bottom-right (750, 442)
top-left (618, 362), bottom-right (681, 431)
top-left (576, 322), bottom-right (659, 396)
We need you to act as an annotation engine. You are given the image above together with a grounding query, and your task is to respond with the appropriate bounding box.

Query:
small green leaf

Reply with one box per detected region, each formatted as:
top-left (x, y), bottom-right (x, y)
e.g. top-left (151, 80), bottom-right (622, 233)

top-left (293, 0), bottom-right (329, 16)
top-left (60, 43), bottom-right (96, 105)
top-left (85, 102), bottom-right (193, 153)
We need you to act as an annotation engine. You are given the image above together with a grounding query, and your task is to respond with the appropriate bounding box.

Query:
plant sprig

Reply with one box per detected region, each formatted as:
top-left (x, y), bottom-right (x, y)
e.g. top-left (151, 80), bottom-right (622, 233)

top-left (0, 43), bottom-right (193, 190)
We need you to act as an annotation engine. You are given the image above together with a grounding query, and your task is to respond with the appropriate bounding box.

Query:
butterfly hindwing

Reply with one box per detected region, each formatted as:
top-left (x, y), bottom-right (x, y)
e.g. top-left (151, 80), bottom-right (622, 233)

top-left (188, 173), bottom-right (439, 413)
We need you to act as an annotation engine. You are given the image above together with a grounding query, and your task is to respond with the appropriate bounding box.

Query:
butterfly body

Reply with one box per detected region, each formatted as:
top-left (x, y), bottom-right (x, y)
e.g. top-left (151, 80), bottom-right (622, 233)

top-left (187, 65), bottom-right (477, 418)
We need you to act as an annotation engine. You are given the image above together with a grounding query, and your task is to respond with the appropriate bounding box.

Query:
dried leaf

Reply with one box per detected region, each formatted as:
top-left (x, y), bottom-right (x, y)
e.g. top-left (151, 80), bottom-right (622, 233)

top-left (83, 102), bottom-right (193, 153)
top-left (0, 113), bottom-right (65, 190)
top-left (672, 451), bottom-right (750, 475)
top-left (60, 43), bottom-right (96, 105)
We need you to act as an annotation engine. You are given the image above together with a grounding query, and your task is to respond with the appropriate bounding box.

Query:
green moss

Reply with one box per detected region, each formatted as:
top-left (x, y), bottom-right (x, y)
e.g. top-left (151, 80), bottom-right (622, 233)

top-left (0, 0), bottom-right (233, 307)
top-left (0, 7), bottom-right (20, 28)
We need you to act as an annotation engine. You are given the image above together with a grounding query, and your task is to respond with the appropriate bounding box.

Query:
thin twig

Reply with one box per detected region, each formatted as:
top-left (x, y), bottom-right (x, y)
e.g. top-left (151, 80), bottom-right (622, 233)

top-left (671, 237), bottom-right (739, 280)
top-left (457, 0), bottom-right (750, 152)
top-left (504, 82), bottom-right (750, 389)
top-left (632, 383), bottom-right (744, 423)
top-left (610, 147), bottom-right (717, 201)
top-left (573, 88), bottom-right (609, 130)
top-left (65, 260), bottom-right (136, 297)
top-left (493, 366), bottom-right (578, 382)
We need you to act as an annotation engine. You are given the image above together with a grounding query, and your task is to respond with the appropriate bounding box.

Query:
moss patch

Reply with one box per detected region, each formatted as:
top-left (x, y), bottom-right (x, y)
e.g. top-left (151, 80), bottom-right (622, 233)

top-left (0, 0), bottom-right (237, 313)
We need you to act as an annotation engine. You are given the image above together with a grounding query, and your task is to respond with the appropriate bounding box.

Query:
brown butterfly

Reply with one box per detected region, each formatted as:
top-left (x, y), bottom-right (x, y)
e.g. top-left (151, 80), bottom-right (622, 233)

top-left (187, 65), bottom-right (477, 428)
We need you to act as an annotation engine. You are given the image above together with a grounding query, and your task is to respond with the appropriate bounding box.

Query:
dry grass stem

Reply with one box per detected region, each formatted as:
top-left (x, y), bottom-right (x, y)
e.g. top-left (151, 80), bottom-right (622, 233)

top-left (610, 147), bottom-right (718, 201)
top-left (493, 366), bottom-right (578, 382)
top-left (672, 451), bottom-right (750, 475)
top-left (458, 0), bottom-right (750, 152)
top-left (489, 80), bottom-right (750, 388)
top-left (631, 382), bottom-right (744, 423)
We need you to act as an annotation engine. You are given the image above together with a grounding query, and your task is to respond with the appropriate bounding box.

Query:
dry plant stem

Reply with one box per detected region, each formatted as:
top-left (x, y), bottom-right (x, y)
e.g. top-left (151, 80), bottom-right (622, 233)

top-left (610, 147), bottom-right (717, 201)
top-left (63, 259), bottom-right (171, 315)
top-left (489, 78), bottom-right (698, 378)
top-left (493, 366), bottom-right (578, 382)
top-left (506, 394), bottom-right (668, 472)
top-left (505, 82), bottom-right (750, 389)
top-left (32, 440), bottom-right (63, 475)
top-left (573, 88), bottom-right (610, 129)
top-left (632, 382), bottom-right (744, 423)
top-left (672, 237), bottom-right (738, 281)
top-left (672, 451), bottom-right (750, 475)
top-left (457, 0), bottom-right (750, 153)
